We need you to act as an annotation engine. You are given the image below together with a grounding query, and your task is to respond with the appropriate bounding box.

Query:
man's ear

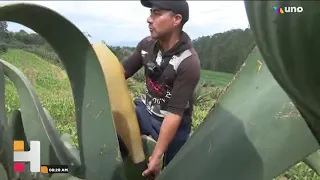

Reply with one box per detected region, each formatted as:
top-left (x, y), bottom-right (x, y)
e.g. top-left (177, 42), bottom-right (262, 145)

top-left (173, 14), bottom-right (182, 27)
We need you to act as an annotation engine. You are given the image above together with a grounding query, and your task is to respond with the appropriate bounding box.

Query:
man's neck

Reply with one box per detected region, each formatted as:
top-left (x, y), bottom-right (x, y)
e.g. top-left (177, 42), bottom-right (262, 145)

top-left (158, 30), bottom-right (182, 52)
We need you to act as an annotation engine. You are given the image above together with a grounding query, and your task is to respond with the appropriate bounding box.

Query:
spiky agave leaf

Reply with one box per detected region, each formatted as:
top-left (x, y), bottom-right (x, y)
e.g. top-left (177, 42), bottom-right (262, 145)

top-left (244, 1), bottom-right (320, 142)
top-left (0, 2), bottom-right (121, 180)
top-left (156, 47), bottom-right (319, 180)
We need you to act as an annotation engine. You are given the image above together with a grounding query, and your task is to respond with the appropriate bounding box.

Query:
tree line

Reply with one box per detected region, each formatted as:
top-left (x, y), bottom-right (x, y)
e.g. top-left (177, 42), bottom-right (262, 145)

top-left (1, 21), bottom-right (256, 74)
top-left (192, 28), bottom-right (256, 74)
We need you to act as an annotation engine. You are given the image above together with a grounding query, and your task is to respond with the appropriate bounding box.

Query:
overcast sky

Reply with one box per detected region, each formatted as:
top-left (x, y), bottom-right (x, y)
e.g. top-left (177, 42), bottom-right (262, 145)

top-left (4, 1), bottom-right (249, 46)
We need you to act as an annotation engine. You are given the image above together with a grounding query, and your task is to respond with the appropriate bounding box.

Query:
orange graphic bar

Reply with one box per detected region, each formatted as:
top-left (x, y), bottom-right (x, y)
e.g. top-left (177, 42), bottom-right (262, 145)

top-left (13, 141), bottom-right (24, 151)
top-left (41, 166), bottom-right (48, 173)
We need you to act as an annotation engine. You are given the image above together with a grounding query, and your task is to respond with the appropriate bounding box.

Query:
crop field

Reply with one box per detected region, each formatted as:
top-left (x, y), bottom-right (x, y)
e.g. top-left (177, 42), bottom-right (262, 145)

top-left (1, 49), bottom-right (319, 180)
top-left (200, 69), bottom-right (234, 87)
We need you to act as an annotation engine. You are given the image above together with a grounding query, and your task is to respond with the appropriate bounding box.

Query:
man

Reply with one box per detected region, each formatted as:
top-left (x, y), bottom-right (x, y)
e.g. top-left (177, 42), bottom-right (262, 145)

top-left (121, 0), bottom-right (200, 177)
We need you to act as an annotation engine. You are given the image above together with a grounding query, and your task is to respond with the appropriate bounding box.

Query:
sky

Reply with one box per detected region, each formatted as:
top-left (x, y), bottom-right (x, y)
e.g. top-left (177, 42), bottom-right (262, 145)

top-left (3, 1), bottom-right (250, 47)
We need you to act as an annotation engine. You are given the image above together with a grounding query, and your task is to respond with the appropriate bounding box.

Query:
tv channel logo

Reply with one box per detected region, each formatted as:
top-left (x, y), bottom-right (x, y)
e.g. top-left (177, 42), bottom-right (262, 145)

top-left (13, 140), bottom-right (41, 173)
top-left (274, 6), bottom-right (303, 14)
top-left (13, 140), bottom-right (69, 174)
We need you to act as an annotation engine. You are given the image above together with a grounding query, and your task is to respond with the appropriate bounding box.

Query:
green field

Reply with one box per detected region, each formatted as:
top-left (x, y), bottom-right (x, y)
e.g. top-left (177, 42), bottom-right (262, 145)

top-left (1, 49), bottom-right (77, 138)
top-left (1, 48), bottom-right (319, 180)
top-left (200, 69), bottom-right (234, 87)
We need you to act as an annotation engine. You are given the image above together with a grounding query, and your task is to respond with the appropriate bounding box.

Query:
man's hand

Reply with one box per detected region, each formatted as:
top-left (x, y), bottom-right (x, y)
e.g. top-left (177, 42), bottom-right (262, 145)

top-left (142, 155), bottom-right (162, 177)
top-left (142, 112), bottom-right (182, 177)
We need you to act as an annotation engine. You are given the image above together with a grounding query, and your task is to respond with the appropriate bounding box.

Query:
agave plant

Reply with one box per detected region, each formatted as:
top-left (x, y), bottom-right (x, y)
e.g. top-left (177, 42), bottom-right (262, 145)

top-left (193, 81), bottom-right (213, 106)
top-left (193, 81), bottom-right (225, 108)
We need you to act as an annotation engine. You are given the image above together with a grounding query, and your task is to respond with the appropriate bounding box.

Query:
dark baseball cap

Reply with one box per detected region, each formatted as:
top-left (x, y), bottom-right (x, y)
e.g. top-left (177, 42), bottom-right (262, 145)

top-left (141, 0), bottom-right (189, 25)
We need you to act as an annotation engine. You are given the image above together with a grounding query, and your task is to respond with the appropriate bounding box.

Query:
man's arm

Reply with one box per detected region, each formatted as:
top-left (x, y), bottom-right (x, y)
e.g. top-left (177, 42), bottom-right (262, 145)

top-left (151, 56), bottom-right (201, 159)
top-left (150, 113), bottom-right (182, 159)
top-left (121, 39), bottom-right (145, 79)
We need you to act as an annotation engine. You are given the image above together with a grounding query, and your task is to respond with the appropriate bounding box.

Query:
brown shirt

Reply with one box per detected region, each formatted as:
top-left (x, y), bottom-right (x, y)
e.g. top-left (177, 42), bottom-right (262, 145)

top-left (122, 31), bottom-right (200, 129)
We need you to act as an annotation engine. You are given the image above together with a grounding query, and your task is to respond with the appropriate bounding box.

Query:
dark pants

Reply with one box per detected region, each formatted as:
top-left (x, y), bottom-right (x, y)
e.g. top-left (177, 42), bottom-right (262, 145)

top-left (118, 98), bottom-right (190, 167)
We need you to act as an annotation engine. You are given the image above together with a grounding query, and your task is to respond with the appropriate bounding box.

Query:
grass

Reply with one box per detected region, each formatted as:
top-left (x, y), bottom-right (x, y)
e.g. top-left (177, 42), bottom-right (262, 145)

top-left (1, 48), bottom-right (319, 179)
top-left (0, 49), bottom-right (77, 140)
top-left (200, 69), bottom-right (234, 87)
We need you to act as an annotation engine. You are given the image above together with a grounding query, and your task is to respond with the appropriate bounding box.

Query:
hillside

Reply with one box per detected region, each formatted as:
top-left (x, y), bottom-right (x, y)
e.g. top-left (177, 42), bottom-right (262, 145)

top-left (0, 49), bottom-right (76, 135)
